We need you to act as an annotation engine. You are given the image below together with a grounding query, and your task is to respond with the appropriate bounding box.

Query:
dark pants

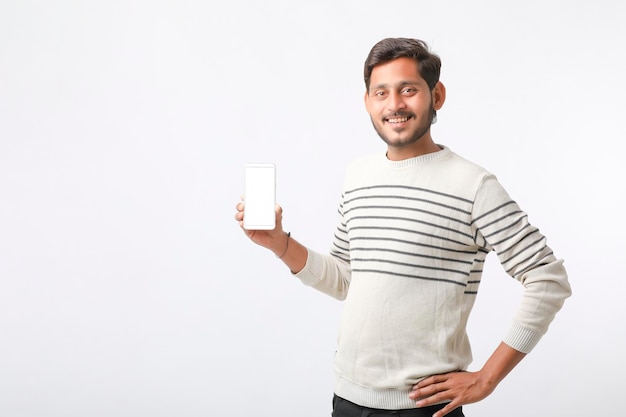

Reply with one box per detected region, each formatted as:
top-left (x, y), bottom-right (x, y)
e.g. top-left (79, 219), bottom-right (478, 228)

top-left (332, 395), bottom-right (465, 417)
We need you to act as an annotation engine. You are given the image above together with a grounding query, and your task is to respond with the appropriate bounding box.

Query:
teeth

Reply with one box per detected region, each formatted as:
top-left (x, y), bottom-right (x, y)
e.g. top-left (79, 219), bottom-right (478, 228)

top-left (388, 117), bottom-right (409, 123)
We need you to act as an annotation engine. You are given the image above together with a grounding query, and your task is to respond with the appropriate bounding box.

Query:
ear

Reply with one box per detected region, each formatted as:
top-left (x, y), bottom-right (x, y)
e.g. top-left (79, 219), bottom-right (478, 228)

top-left (432, 81), bottom-right (446, 111)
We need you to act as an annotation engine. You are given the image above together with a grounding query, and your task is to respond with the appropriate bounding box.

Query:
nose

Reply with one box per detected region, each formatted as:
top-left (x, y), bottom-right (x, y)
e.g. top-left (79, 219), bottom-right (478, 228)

top-left (388, 91), bottom-right (407, 111)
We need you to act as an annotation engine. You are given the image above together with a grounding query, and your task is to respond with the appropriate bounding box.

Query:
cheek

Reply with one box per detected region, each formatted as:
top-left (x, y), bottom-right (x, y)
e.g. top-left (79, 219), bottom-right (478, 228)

top-left (427, 94), bottom-right (437, 110)
top-left (367, 100), bottom-right (386, 114)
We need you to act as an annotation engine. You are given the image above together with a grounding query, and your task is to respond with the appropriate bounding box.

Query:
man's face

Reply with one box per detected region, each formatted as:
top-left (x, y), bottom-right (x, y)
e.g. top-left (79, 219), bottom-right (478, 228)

top-left (365, 57), bottom-right (437, 151)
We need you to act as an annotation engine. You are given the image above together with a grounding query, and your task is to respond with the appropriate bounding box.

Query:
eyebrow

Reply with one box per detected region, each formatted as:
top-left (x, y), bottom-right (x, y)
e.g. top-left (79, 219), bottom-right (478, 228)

top-left (371, 80), bottom-right (420, 90)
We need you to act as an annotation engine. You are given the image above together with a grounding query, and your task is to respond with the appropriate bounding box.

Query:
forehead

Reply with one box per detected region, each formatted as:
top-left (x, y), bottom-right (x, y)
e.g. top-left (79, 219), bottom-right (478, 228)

top-left (370, 57), bottom-right (426, 87)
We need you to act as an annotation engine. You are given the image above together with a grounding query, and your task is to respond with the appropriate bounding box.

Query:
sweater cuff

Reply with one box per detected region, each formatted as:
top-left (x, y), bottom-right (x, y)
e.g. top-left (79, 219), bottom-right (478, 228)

top-left (503, 321), bottom-right (543, 354)
top-left (293, 248), bottom-right (322, 287)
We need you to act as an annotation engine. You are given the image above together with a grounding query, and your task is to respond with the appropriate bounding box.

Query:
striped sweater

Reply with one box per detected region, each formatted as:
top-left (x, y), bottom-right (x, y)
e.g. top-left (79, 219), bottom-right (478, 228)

top-left (295, 146), bottom-right (571, 409)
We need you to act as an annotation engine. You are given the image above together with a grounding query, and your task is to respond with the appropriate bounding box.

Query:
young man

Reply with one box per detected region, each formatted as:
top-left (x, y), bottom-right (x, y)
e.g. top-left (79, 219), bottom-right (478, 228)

top-left (235, 38), bottom-right (571, 417)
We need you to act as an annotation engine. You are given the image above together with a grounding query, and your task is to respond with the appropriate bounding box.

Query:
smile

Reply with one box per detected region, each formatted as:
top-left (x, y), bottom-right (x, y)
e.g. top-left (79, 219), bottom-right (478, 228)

top-left (386, 116), bottom-right (412, 123)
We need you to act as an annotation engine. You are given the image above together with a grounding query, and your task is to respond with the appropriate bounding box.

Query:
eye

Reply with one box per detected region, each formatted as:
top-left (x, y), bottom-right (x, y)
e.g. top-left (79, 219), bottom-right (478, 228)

top-left (374, 90), bottom-right (387, 98)
top-left (401, 87), bottom-right (417, 95)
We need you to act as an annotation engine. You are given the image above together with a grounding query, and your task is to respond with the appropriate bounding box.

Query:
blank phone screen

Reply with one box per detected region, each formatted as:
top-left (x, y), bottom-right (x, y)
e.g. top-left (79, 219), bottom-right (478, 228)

top-left (243, 164), bottom-right (276, 230)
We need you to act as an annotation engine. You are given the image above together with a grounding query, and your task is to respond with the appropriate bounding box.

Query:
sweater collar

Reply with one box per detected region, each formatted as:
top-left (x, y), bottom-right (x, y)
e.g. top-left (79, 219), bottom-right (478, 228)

top-left (383, 145), bottom-right (450, 169)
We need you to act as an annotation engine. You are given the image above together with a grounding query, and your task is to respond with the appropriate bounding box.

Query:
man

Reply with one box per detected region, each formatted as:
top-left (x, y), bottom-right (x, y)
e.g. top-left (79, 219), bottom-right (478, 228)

top-left (235, 38), bottom-right (571, 417)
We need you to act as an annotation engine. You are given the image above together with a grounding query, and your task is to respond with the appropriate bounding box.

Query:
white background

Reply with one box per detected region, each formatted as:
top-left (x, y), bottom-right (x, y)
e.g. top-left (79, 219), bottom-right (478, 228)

top-left (1, 1), bottom-right (624, 416)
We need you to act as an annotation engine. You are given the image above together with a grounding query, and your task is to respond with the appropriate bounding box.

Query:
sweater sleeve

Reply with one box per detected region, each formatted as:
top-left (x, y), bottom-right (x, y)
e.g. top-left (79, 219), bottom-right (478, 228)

top-left (472, 175), bottom-right (572, 353)
top-left (295, 250), bottom-right (351, 300)
top-left (294, 192), bottom-right (352, 300)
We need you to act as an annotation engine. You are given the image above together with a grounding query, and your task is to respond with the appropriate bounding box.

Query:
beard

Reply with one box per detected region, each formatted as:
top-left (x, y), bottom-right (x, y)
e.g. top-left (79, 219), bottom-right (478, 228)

top-left (370, 105), bottom-right (435, 149)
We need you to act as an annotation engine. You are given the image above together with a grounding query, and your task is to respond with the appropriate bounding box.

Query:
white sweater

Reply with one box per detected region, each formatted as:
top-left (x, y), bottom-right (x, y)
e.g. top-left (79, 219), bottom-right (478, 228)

top-left (295, 146), bottom-right (571, 409)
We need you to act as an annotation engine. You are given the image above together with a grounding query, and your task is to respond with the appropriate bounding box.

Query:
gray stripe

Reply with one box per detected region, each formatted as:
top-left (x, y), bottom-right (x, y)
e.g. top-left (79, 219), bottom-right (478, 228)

top-left (352, 258), bottom-right (471, 277)
top-left (350, 236), bottom-right (477, 255)
top-left (347, 216), bottom-right (473, 239)
top-left (345, 184), bottom-right (474, 205)
top-left (351, 246), bottom-right (474, 265)
top-left (345, 194), bottom-right (471, 216)
top-left (351, 268), bottom-right (468, 287)
top-left (350, 227), bottom-right (472, 247)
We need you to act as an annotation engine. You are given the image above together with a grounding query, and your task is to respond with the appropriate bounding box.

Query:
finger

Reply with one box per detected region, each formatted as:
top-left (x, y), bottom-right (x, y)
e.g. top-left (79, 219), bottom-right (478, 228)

top-left (410, 377), bottom-right (434, 399)
top-left (432, 401), bottom-right (460, 417)
top-left (417, 373), bottom-right (451, 390)
top-left (274, 205), bottom-right (284, 227)
top-left (415, 376), bottom-right (435, 389)
top-left (415, 378), bottom-right (456, 405)
top-left (415, 388), bottom-right (447, 408)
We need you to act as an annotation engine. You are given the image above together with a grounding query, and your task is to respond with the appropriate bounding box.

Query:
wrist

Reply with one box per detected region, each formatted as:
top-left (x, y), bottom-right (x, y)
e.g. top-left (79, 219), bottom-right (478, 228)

top-left (475, 368), bottom-right (499, 391)
top-left (274, 232), bottom-right (291, 259)
top-left (478, 342), bottom-right (526, 389)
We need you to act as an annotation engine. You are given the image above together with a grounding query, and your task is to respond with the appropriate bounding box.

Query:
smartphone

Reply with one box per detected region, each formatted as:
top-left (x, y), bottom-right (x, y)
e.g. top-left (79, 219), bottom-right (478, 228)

top-left (243, 163), bottom-right (276, 230)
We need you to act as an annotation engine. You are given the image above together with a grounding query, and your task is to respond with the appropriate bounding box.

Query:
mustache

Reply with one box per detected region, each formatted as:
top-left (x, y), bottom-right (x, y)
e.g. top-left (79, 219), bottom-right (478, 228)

top-left (384, 111), bottom-right (415, 119)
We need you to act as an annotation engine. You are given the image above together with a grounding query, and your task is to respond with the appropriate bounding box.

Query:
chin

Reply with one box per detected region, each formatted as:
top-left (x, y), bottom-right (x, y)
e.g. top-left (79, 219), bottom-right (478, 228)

top-left (384, 135), bottom-right (419, 147)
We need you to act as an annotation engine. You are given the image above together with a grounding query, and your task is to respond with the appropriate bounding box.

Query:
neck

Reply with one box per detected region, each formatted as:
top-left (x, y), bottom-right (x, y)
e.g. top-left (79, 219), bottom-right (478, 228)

top-left (386, 136), bottom-right (441, 161)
